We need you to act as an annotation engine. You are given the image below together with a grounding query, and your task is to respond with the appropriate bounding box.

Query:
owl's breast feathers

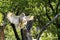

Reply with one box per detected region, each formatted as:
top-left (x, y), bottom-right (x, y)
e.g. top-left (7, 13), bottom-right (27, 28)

top-left (19, 16), bottom-right (27, 29)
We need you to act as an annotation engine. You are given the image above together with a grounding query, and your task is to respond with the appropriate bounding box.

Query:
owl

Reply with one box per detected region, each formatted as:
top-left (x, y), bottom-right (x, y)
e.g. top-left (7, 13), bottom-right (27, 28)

top-left (7, 12), bottom-right (34, 29)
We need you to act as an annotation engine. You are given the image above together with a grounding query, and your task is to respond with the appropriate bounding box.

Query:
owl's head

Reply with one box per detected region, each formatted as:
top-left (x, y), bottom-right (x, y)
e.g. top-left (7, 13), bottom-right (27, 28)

top-left (20, 13), bottom-right (25, 17)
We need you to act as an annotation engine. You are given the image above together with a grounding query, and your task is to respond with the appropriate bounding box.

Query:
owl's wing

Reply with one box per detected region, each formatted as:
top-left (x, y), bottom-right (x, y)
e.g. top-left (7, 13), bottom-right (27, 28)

top-left (26, 16), bottom-right (34, 21)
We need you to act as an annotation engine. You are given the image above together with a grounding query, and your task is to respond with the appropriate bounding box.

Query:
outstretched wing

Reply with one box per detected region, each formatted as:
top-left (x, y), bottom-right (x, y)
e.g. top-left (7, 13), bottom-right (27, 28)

top-left (26, 16), bottom-right (34, 21)
top-left (7, 12), bottom-right (19, 25)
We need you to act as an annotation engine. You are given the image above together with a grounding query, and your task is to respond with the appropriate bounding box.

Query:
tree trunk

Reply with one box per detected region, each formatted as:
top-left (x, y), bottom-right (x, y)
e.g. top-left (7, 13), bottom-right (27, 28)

top-left (0, 26), bottom-right (4, 40)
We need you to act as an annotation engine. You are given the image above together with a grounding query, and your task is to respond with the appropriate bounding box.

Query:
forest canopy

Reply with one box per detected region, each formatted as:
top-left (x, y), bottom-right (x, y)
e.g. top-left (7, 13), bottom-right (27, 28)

top-left (0, 0), bottom-right (60, 40)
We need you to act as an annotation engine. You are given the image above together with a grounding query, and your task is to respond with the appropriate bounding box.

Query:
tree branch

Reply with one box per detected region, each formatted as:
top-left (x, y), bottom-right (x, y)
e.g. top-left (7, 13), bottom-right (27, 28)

top-left (11, 23), bottom-right (20, 40)
top-left (37, 13), bottom-right (60, 40)
top-left (48, 0), bottom-right (55, 13)
top-left (45, 5), bottom-right (56, 25)
top-left (55, 1), bottom-right (60, 27)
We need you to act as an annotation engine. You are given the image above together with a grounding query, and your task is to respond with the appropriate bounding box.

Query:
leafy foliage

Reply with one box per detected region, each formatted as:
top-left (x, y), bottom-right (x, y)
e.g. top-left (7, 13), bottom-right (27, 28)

top-left (0, 0), bottom-right (59, 40)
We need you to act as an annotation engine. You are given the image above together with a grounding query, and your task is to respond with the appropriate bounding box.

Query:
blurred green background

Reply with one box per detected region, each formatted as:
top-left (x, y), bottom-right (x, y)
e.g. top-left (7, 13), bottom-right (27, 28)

top-left (0, 0), bottom-right (60, 40)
